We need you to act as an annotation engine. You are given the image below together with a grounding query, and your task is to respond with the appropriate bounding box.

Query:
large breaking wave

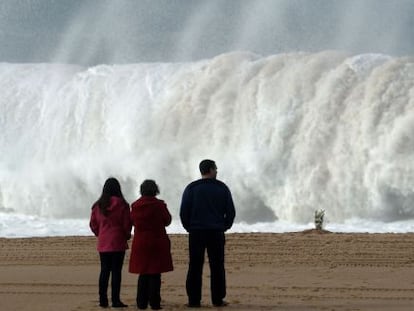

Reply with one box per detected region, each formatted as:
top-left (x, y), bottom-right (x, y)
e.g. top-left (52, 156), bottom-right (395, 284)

top-left (1, 51), bottom-right (414, 235)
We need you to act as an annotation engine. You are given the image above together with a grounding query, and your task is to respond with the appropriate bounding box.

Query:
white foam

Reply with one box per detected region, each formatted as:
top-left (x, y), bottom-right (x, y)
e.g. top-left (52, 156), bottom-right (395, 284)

top-left (1, 51), bottom-right (414, 233)
top-left (1, 213), bottom-right (414, 238)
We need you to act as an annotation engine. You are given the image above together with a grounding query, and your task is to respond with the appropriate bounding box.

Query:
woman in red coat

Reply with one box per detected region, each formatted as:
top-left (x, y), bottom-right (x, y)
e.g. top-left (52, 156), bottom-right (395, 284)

top-left (129, 179), bottom-right (173, 310)
top-left (90, 177), bottom-right (132, 308)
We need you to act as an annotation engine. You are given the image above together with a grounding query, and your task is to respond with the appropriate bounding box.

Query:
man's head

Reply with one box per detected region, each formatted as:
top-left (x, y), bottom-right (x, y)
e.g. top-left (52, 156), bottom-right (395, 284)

top-left (199, 159), bottom-right (217, 179)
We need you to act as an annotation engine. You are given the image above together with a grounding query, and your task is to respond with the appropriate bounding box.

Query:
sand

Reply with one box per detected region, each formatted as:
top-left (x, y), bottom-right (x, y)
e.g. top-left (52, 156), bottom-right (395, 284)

top-left (1, 231), bottom-right (414, 311)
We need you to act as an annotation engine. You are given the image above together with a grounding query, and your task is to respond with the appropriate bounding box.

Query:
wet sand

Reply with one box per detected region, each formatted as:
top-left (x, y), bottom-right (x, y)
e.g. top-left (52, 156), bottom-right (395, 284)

top-left (1, 231), bottom-right (414, 311)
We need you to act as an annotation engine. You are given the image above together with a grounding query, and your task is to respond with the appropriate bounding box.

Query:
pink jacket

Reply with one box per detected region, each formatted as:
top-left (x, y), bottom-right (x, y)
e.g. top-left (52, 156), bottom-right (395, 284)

top-left (90, 196), bottom-right (132, 252)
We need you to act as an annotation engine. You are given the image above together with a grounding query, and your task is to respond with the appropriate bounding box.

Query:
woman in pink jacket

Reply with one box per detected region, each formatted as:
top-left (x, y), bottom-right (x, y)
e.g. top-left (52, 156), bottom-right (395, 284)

top-left (90, 177), bottom-right (132, 308)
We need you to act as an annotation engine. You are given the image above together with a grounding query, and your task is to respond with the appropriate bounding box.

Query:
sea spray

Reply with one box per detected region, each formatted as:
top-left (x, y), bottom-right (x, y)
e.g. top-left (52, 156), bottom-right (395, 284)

top-left (1, 51), bottom-right (414, 228)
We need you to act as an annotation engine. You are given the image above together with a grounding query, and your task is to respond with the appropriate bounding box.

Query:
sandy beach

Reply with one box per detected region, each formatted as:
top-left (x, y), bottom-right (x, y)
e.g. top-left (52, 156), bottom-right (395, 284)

top-left (1, 232), bottom-right (414, 311)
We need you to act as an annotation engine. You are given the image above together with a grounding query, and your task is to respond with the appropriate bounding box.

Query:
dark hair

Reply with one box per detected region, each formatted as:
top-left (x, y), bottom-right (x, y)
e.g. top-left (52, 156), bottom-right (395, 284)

top-left (140, 179), bottom-right (160, 196)
top-left (94, 177), bottom-right (126, 216)
top-left (199, 159), bottom-right (216, 175)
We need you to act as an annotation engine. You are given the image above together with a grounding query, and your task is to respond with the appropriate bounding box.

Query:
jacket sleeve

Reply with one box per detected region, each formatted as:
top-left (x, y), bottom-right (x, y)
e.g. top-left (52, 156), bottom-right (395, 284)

top-left (162, 202), bottom-right (172, 227)
top-left (224, 187), bottom-right (236, 231)
top-left (123, 204), bottom-right (132, 240)
top-left (179, 186), bottom-right (191, 232)
top-left (89, 206), bottom-right (99, 236)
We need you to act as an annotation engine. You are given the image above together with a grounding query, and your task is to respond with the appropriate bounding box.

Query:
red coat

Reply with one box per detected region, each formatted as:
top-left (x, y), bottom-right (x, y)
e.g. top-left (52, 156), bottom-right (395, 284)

top-left (89, 196), bottom-right (132, 252)
top-left (129, 196), bottom-right (173, 274)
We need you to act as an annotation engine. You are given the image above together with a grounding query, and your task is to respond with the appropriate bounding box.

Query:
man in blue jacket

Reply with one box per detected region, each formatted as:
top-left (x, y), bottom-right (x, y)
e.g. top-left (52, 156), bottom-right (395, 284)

top-left (180, 159), bottom-right (236, 308)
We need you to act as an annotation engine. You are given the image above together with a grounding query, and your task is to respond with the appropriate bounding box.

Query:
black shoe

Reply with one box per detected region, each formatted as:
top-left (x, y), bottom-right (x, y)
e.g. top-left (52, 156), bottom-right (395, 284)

top-left (185, 303), bottom-right (201, 308)
top-left (112, 301), bottom-right (128, 308)
top-left (137, 300), bottom-right (148, 309)
top-left (213, 301), bottom-right (228, 307)
top-left (99, 300), bottom-right (109, 308)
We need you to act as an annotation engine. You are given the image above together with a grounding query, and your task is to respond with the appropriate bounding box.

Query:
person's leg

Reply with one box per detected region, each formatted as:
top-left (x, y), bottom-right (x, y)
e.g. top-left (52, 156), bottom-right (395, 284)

top-left (186, 231), bottom-right (205, 306)
top-left (137, 274), bottom-right (149, 309)
top-left (148, 274), bottom-right (161, 309)
top-left (111, 251), bottom-right (127, 307)
top-left (206, 231), bottom-right (226, 306)
top-left (99, 252), bottom-right (111, 307)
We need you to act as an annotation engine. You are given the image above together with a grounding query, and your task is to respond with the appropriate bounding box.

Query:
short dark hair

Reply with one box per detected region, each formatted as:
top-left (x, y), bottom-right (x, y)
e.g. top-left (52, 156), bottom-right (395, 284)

top-left (199, 159), bottom-right (216, 175)
top-left (140, 179), bottom-right (160, 196)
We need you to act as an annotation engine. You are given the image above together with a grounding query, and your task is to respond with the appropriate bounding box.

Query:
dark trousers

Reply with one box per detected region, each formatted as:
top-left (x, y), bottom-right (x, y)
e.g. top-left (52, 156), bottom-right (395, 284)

top-left (137, 274), bottom-right (162, 309)
top-left (186, 230), bottom-right (226, 305)
top-left (99, 251), bottom-right (125, 305)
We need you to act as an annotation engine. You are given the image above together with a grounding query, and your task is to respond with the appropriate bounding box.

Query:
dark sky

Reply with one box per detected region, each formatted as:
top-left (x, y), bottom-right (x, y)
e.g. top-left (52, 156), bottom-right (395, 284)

top-left (0, 0), bottom-right (413, 66)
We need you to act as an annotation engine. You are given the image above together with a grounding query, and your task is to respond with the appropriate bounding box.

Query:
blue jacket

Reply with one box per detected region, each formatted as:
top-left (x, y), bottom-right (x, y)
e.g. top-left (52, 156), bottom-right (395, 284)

top-left (180, 178), bottom-right (235, 232)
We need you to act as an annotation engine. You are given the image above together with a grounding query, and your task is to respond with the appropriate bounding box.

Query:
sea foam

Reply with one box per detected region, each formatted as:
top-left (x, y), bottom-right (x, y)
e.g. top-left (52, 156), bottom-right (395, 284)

top-left (1, 51), bottom-right (414, 236)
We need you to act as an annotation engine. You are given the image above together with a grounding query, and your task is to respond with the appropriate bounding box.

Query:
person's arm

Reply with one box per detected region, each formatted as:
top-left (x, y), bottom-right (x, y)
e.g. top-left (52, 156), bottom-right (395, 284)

top-left (122, 204), bottom-right (132, 240)
top-left (179, 186), bottom-right (191, 232)
top-left (161, 202), bottom-right (172, 227)
top-left (89, 205), bottom-right (99, 236)
top-left (224, 187), bottom-right (236, 231)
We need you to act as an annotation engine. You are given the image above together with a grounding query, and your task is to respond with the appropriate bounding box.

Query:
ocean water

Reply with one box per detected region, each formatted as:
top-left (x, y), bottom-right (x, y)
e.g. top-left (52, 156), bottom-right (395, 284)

top-left (1, 51), bottom-right (414, 237)
top-left (2, 213), bottom-right (414, 238)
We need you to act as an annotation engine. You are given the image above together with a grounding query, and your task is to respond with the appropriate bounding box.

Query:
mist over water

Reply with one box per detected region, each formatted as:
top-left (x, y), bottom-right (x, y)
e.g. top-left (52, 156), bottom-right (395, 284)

top-left (0, 1), bottom-right (413, 65)
top-left (1, 1), bottom-right (414, 236)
